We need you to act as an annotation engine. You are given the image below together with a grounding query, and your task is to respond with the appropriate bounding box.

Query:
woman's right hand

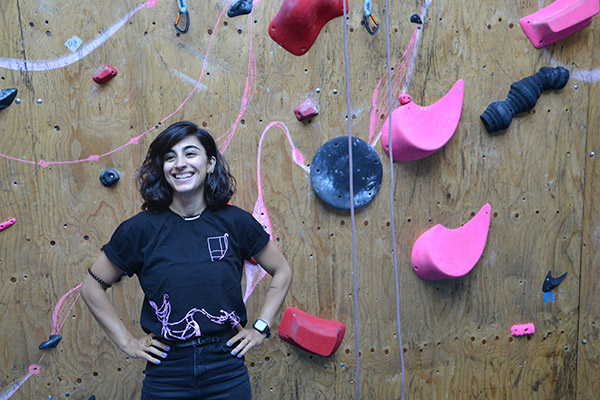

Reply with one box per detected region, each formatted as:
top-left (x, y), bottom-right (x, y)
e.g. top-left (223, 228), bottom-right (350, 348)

top-left (122, 333), bottom-right (170, 365)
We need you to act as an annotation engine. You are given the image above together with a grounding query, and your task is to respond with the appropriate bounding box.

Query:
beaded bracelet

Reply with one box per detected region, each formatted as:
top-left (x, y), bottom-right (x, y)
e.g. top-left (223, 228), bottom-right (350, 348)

top-left (88, 268), bottom-right (112, 289)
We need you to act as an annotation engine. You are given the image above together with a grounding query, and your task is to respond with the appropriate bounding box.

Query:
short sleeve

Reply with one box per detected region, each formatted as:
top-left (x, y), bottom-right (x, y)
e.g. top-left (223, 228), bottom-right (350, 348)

top-left (239, 210), bottom-right (270, 260)
top-left (101, 217), bottom-right (147, 277)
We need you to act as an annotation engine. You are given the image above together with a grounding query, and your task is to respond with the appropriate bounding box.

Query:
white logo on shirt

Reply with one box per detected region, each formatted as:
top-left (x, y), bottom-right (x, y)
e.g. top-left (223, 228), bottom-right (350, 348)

top-left (207, 233), bottom-right (229, 262)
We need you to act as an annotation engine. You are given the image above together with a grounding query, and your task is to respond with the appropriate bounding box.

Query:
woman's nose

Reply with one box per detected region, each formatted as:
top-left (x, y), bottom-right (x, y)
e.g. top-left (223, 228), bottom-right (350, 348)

top-left (174, 155), bottom-right (186, 168)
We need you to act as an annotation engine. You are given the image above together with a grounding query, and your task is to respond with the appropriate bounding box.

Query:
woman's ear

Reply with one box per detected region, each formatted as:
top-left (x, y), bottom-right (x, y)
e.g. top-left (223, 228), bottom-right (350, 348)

top-left (208, 156), bottom-right (217, 174)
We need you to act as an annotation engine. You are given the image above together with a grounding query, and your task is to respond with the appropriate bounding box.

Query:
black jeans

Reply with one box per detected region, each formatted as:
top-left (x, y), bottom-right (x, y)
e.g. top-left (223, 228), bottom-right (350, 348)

top-left (141, 332), bottom-right (251, 400)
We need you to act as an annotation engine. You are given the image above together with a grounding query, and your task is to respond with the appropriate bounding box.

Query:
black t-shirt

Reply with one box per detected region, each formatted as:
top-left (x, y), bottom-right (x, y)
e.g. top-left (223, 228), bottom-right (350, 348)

top-left (102, 205), bottom-right (270, 341)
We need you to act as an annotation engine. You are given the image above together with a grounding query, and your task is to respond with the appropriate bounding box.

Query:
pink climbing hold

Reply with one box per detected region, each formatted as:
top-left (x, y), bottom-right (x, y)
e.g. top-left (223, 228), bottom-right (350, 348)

top-left (519, 0), bottom-right (599, 48)
top-left (278, 307), bottom-right (346, 356)
top-left (380, 79), bottom-right (464, 162)
top-left (411, 203), bottom-right (491, 280)
top-left (268, 0), bottom-right (349, 56)
top-left (0, 217), bottom-right (16, 231)
top-left (399, 94), bottom-right (412, 105)
top-left (294, 99), bottom-right (319, 121)
top-left (511, 323), bottom-right (535, 336)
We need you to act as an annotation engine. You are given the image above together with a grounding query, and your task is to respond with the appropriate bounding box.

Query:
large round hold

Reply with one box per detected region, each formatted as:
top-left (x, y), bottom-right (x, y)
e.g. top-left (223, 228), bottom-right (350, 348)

top-left (310, 136), bottom-right (382, 210)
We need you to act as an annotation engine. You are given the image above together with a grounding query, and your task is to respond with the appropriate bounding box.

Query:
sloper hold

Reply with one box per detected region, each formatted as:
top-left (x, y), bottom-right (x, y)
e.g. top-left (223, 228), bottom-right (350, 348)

top-left (520, 0), bottom-right (599, 48)
top-left (411, 204), bottom-right (491, 280)
top-left (0, 88), bottom-right (18, 110)
top-left (228, 0), bottom-right (253, 17)
top-left (268, 0), bottom-right (349, 56)
top-left (278, 307), bottom-right (346, 356)
top-left (39, 334), bottom-right (62, 350)
top-left (380, 79), bottom-right (464, 162)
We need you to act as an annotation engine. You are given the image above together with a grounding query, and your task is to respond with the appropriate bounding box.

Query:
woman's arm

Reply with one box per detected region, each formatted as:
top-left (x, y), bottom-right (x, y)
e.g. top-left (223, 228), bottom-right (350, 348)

top-left (80, 252), bottom-right (169, 364)
top-left (228, 241), bottom-right (292, 357)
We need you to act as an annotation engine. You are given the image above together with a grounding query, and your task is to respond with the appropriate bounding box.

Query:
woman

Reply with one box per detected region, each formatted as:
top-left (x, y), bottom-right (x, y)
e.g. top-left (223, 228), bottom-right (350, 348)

top-left (81, 121), bottom-right (292, 399)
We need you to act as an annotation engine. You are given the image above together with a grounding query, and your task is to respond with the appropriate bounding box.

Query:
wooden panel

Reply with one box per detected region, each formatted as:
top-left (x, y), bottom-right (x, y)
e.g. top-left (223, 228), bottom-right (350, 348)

top-left (0, 0), bottom-right (597, 399)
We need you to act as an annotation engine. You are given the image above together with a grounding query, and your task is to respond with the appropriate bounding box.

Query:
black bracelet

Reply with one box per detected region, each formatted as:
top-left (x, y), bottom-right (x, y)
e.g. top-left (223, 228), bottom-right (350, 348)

top-left (88, 268), bottom-right (112, 289)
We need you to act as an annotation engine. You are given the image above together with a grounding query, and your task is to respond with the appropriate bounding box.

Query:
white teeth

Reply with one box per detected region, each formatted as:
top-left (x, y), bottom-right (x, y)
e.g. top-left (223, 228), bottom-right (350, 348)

top-left (175, 173), bottom-right (193, 179)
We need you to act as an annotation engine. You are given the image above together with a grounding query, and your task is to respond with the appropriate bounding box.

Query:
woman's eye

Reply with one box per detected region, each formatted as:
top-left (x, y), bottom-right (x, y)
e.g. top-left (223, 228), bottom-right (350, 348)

top-left (164, 155), bottom-right (175, 161)
top-left (186, 152), bottom-right (198, 157)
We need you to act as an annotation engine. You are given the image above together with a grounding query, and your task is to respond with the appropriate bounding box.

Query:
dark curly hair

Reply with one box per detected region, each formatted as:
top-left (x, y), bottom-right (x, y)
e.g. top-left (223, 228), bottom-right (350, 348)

top-left (138, 121), bottom-right (236, 212)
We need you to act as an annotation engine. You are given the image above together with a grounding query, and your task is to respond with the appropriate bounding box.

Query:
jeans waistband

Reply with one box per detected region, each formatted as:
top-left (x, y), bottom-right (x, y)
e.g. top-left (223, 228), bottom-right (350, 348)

top-left (169, 330), bottom-right (235, 348)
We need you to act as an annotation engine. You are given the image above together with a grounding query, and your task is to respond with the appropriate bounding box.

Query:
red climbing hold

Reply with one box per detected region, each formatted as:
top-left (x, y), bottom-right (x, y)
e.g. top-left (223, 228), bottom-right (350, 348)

top-left (278, 307), bottom-right (346, 356)
top-left (268, 0), bottom-right (349, 56)
top-left (93, 65), bottom-right (118, 84)
top-left (294, 99), bottom-right (319, 121)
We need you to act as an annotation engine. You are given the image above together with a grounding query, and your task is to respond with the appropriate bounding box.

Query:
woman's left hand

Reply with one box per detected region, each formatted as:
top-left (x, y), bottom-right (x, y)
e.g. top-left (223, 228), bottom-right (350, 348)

top-left (226, 324), bottom-right (267, 358)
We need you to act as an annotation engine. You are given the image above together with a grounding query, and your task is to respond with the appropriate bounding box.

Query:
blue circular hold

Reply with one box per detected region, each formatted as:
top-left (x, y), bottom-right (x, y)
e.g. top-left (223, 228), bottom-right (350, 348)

top-left (310, 136), bottom-right (382, 210)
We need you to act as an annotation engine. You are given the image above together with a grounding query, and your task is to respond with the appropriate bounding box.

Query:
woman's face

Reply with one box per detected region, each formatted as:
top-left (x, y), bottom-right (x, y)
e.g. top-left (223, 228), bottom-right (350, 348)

top-left (162, 135), bottom-right (216, 198)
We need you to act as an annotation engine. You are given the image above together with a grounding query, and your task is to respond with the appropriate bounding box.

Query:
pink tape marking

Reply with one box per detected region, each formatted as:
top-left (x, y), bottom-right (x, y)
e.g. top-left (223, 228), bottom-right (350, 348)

top-left (0, 284), bottom-right (82, 400)
top-left (0, 1), bottom-right (250, 168)
top-left (368, 27), bottom-right (419, 146)
top-left (216, 4), bottom-right (258, 152)
top-left (243, 121), bottom-right (308, 302)
top-left (0, 4), bottom-right (148, 71)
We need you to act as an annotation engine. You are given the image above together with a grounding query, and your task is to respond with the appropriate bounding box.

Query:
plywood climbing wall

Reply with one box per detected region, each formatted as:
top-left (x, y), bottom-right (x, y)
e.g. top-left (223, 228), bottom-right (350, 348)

top-left (0, 0), bottom-right (598, 398)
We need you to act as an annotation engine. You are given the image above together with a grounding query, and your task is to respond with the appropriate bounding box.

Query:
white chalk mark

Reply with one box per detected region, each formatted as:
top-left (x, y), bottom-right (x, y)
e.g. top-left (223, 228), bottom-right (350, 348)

top-left (171, 68), bottom-right (208, 89)
top-left (0, 4), bottom-right (146, 71)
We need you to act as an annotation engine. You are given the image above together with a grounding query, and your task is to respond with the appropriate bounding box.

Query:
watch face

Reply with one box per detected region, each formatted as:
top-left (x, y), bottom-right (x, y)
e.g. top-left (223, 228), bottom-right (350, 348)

top-left (254, 320), bottom-right (267, 331)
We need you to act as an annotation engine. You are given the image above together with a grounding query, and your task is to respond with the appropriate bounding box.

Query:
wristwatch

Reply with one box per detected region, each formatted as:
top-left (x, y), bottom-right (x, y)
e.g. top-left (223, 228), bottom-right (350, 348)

top-left (253, 319), bottom-right (272, 338)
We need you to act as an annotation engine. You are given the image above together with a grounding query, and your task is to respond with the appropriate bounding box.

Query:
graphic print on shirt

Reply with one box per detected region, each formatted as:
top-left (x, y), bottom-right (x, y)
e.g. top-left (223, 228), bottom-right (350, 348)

top-left (207, 233), bottom-right (229, 262)
top-left (149, 294), bottom-right (240, 340)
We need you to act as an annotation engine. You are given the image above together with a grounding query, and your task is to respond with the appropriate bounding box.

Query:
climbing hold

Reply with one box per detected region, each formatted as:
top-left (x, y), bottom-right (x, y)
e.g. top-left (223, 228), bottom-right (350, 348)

top-left (480, 66), bottom-right (569, 134)
top-left (99, 169), bottom-right (120, 187)
top-left (269, 0), bottom-right (349, 56)
top-left (519, 0), bottom-right (599, 48)
top-left (511, 323), bottom-right (535, 336)
top-left (0, 217), bottom-right (16, 231)
top-left (310, 136), bottom-right (382, 210)
top-left (410, 13), bottom-right (423, 24)
top-left (278, 307), bottom-right (346, 356)
top-left (542, 270), bottom-right (567, 292)
top-left (380, 79), bottom-right (464, 162)
top-left (228, 0), bottom-right (253, 17)
top-left (39, 334), bottom-right (62, 350)
top-left (411, 204), bottom-right (491, 280)
top-left (0, 88), bottom-right (18, 110)
top-left (92, 65), bottom-right (118, 84)
top-left (398, 94), bottom-right (412, 105)
top-left (29, 364), bottom-right (42, 375)
top-left (294, 99), bottom-right (319, 121)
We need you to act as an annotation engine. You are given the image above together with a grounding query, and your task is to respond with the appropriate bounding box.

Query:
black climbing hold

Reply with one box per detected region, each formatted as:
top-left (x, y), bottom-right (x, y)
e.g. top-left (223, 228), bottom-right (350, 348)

top-left (410, 14), bottom-right (422, 24)
top-left (480, 66), bottom-right (569, 134)
top-left (39, 334), bottom-right (62, 350)
top-left (228, 0), bottom-right (253, 17)
top-left (89, 396), bottom-right (96, 400)
top-left (0, 88), bottom-right (18, 110)
top-left (542, 270), bottom-right (567, 292)
top-left (310, 136), bottom-right (382, 211)
top-left (99, 169), bottom-right (120, 187)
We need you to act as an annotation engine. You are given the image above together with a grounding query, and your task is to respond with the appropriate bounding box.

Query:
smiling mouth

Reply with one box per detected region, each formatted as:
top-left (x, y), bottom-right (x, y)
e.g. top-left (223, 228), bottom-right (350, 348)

top-left (174, 172), bottom-right (194, 180)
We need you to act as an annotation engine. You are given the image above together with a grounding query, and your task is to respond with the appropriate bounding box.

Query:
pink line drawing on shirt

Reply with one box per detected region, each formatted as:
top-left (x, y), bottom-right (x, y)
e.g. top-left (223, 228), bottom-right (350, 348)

top-left (207, 233), bottom-right (229, 262)
top-left (149, 294), bottom-right (240, 341)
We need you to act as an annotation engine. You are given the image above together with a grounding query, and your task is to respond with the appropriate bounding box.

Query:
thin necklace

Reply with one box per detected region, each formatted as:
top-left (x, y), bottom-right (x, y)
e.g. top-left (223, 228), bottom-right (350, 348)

top-left (170, 206), bottom-right (203, 221)
top-left (181, 214), bottom-right (201, 221)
